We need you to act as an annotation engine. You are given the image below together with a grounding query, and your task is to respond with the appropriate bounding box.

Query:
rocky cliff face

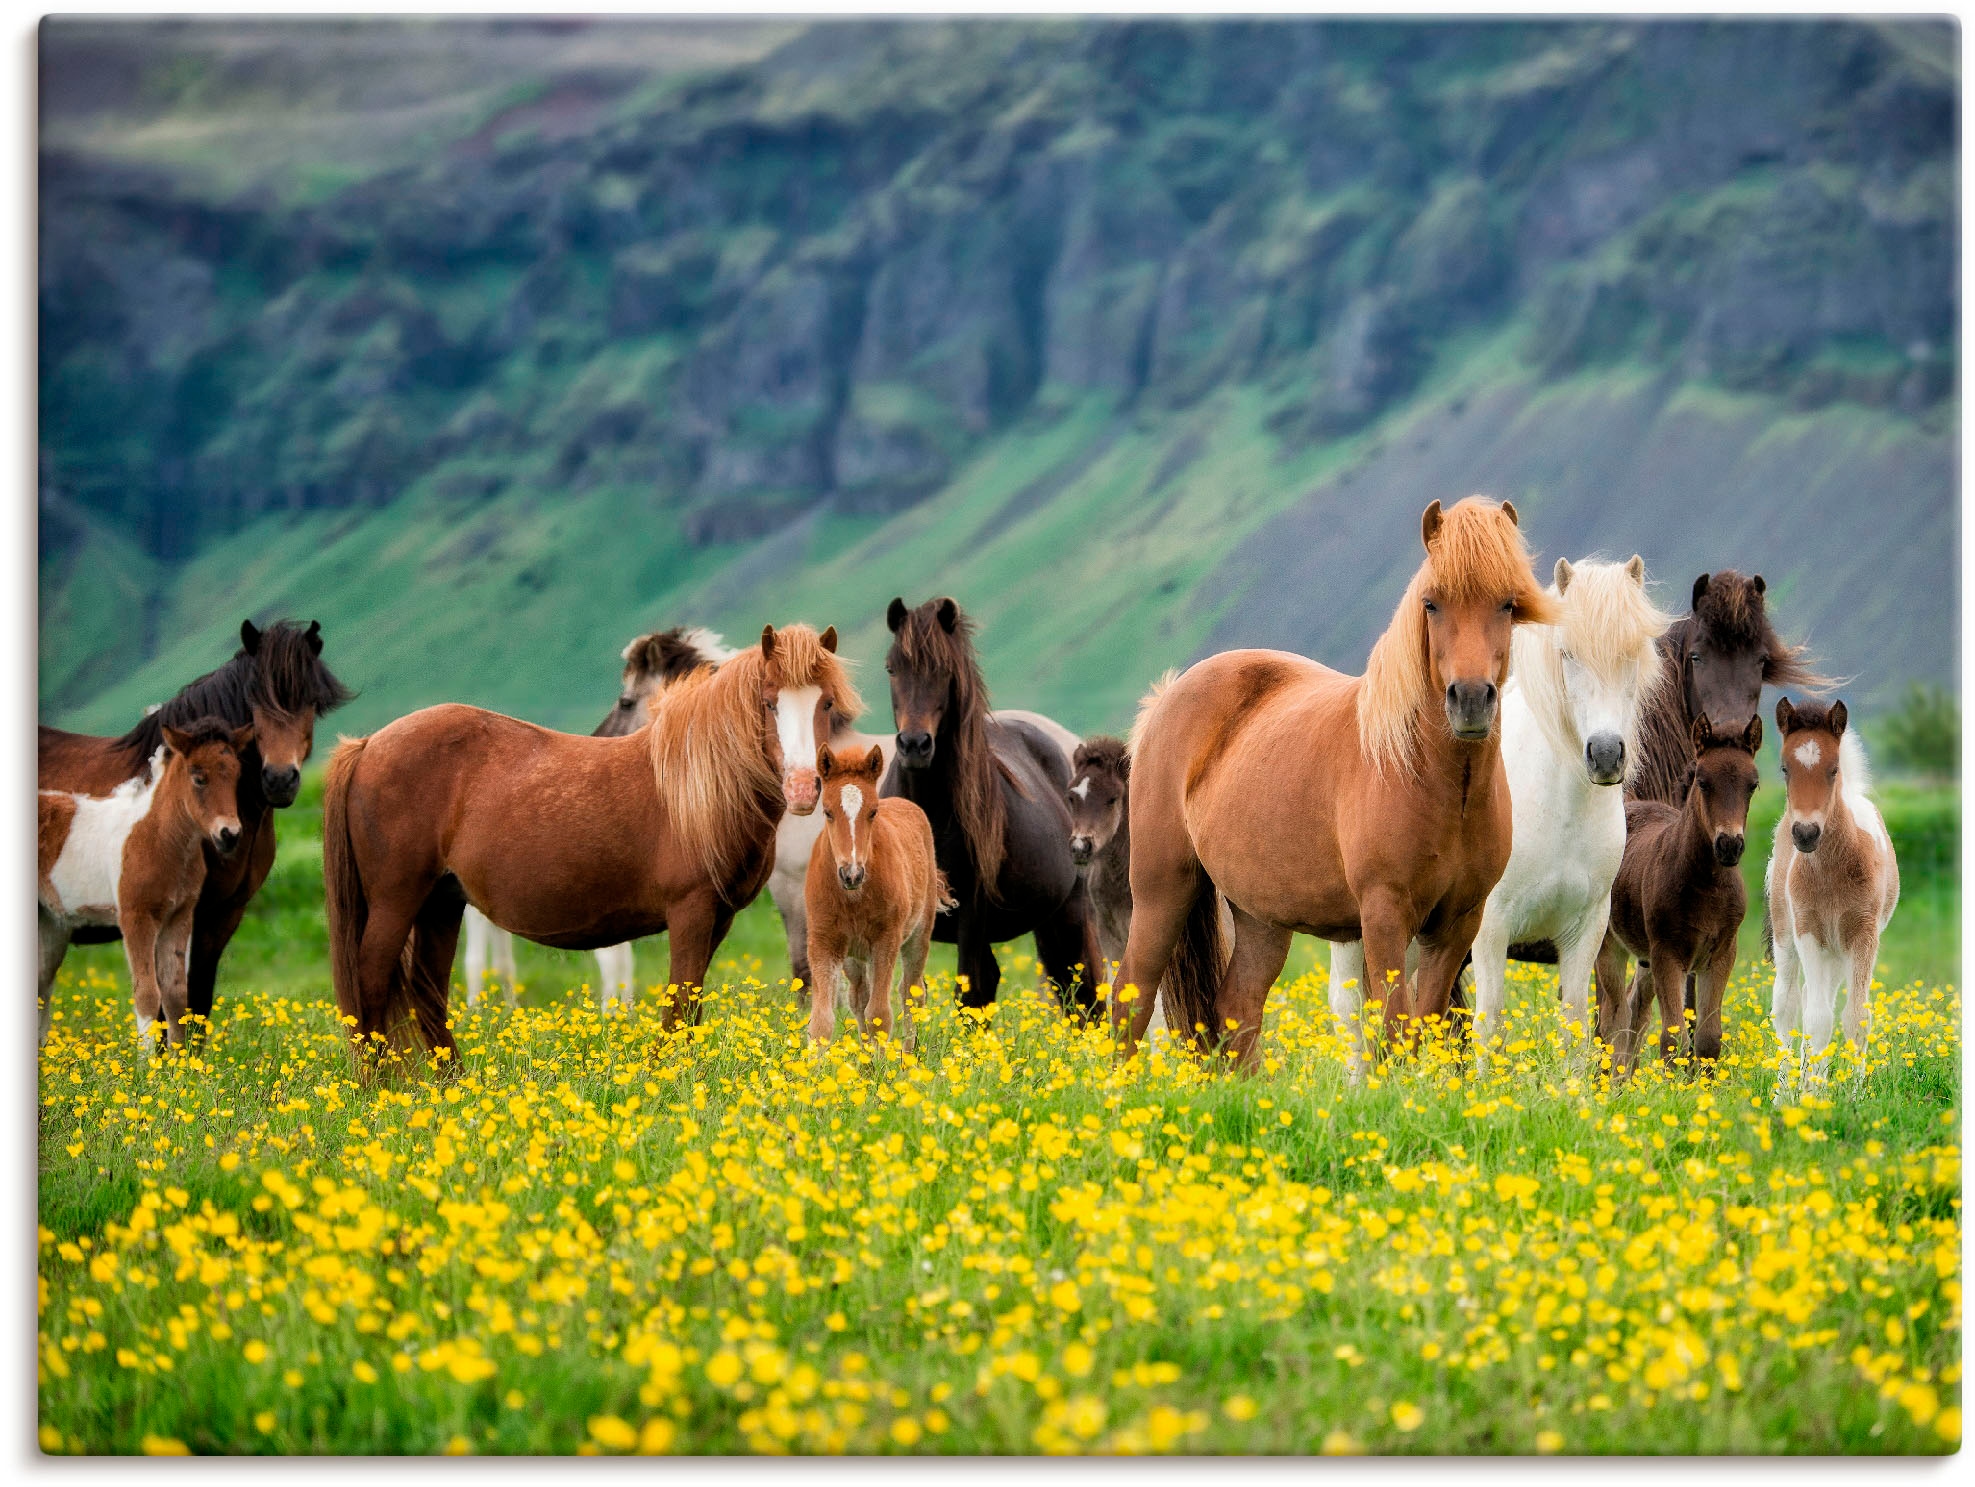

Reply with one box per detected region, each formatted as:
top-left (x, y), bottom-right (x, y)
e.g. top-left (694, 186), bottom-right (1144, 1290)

top-left (41, 18), bottom-right (1956, 574)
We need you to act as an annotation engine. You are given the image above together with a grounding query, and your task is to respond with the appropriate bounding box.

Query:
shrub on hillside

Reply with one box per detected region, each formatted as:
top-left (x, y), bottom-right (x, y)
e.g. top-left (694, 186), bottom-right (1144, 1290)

top-left (1879, 682), bottom-right (1960, 779)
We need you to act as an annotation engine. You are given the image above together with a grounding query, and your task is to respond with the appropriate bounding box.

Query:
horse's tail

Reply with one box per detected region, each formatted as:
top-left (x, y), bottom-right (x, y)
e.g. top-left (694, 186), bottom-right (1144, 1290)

top-left (322, 737), bottom-right (370, 1026)
top-left (1162, 872), bottom-right (1228, 1054)
top-left (1129, 669), bottom-right (1181, 753)
top-left (933, 868), bottom-right (958, 914)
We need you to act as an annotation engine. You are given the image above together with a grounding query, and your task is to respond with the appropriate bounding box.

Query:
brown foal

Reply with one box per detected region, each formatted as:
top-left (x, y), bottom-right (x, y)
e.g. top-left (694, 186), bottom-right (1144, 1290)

top-left (805, 744), bottom-right (951, 1050)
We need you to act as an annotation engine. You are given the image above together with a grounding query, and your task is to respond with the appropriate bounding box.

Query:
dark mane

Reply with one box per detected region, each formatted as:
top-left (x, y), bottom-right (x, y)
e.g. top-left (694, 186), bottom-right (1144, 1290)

top-left (163, 715), bottom-right (247, 754)
top-left (115, 620), bottom-right (353, 770)
top-left (625, 627), bottom-right (724, 689)
top-left (1074, 735), bottom-right (1130, 779)
top-left (889, 599), bottom-right (1008, 891)
top-left (1632, 572), bottom-right (1826, 804)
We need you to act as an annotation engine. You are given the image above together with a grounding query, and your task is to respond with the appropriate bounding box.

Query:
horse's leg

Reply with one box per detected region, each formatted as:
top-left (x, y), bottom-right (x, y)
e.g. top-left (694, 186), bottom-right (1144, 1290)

top-left (1594, 934), bottom-right (1631, 1057)
top-left (1033, 895), bottom-right (1102, 1022)
top-left (770, 866), bottom-right (812, 991)
top-left (1359, 887), bottom-right (1416, 1053)
top-left (462, 908), bottom-right (489, 1008)
top-left (1842, 928), bottom-right (1878, 1082)
top-left (122, 910), bottom-right (165, 1053)
top-left (354, 894), bottom-right (423, 1061)
top-left (865, 934), bottom-right (904, 1043)
top-left (806, 943), bottom-right (842, 1044)
top-left (496, 927), bottom-right (519, 1007)
top-left (407, 894), bottom-right (465, 1067)
top-left (1327, 940), bottom-right (1369, 1085)
top-left (596, 943), bottom-right (634, 1014)
top-left (1413, 907), bottom-right (1483, 1053)
top-left (1556, 899), bottom-right (1610, 1063)
top-left (660, 891), bottom-right (732, 1030)
top-left (1468, 901), bottom-right (1513, 1066)
top-left (1769, 916), bottom-right (1806, 1098)
top-left (1218, 903), bottom-right (1292, 1072)
top-left (156, 903), bottom-right (198, 1050)
top-left (1799, 941), bottom-right (1845, 1088)
top-left (1618, 961), bottom-right (1657, 1079)
top-left (899, 922), bottom-right (933, 1054)
top-left (955, 912), bottom-right (1001, 1011)
top-left (1694, 935), bottom-right (1734, 1073)
top-left (37, 908), bottom-right (69, 1047)
top-left (1648, 948), bottom-right (1689, 1069)
top-left (185, 885), bottom-right (251, 1044)
top-left (844, 957), bottom-right (872, 1028)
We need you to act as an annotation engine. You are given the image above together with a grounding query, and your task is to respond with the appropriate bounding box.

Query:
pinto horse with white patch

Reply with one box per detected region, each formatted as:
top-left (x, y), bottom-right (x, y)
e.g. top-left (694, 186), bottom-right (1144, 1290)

top-left (1119, 497), bottom-right (1558, 1073)
top-left (1766, 697), bottom-right (1899, 1091)
top-left (323, 624), bottom-right (856, 1062)
top-left (39, 720), bottom-right (255, 1048)
top-left (804, 743), bottom-right (952, 1049)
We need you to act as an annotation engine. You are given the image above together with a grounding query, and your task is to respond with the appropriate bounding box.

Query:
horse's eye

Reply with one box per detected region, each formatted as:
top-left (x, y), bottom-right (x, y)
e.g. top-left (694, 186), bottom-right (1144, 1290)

top-left (192, 771), bottom-right (206, 788)
top-left (1423, 599), bottom-right (1439, 615)
top-left (618, 697), bottom-right (634, 710)
top-left (1689, 651), bottom-right (1701, 664)
top-left (1500, 599), bottom-right (1515, 614)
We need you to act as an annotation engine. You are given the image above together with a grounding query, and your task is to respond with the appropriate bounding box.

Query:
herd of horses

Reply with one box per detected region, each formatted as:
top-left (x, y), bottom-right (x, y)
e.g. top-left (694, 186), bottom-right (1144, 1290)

top-left (36, 496), bottom-right (1899, 1093)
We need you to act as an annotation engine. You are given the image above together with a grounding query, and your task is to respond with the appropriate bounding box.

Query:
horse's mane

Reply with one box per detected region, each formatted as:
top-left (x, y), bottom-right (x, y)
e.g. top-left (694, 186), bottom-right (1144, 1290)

top-left (1129, 670), bottom-right (1180, 753)
top-left (891, 599), bottom-right (1007, 889)
top-left (621, 626), bottom-right (738, 689)
top-left (115, 620), bottom-right (352, 771)
top-left (161, 715), bottom-right (246, 754)
top-left (1359, 498), bottom-right (1558, 777)
top-left (646, 623), bottom-right (860, 887)
top-left (1633, 571), bottom-right (1830, 804)
top-left (1512, 558), bottom-right (1671, 778)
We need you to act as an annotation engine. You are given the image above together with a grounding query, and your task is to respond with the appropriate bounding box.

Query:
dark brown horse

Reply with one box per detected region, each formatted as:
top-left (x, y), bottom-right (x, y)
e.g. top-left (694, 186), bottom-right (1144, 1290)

top-left (1598, 713), bottom-right (1762, 1075)
top-left (323, 624), bottom-right (856, 1061)
top-left (881, 597), bottom-right (1103, 1016)
top-left (38, 619), bottom-right (352, 1030)
top-left (1118, 497), bottom-right (1557, 1073)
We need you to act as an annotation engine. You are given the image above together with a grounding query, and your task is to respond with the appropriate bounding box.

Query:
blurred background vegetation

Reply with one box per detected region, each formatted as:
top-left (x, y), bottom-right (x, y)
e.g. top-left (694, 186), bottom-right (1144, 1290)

top-left (39, 18), bottom-right (1957, 990)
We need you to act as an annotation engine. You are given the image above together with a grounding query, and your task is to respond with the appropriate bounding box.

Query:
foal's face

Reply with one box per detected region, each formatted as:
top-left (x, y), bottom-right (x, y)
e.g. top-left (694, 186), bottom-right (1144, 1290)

top-left (250, 704), bottom-right (315, 810)
top-left (1424, 592), bottom-right (1515, 742)
top-left (1776, 697), bottom-right (1848, 854)
top-left (1066, 750), bottom-right (1127, 867)
top-left (161, 726), bottom-right (256, 855)
top-left (1688, 714), bottom-right (1762, 867)
top-left (818, 745), bottom-right (885, 892)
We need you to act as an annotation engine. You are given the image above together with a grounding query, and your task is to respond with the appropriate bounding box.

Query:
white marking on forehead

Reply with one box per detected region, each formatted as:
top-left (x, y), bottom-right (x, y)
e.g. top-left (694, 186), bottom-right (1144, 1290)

top-left (1793, 740), bottom-right (1822, 768)
top-left (839, 783), bottom-right (863, 856)
top-left (1071, 777), bottom-right (1090, 799)
top-left (775, 686), bottom-right (822, 769)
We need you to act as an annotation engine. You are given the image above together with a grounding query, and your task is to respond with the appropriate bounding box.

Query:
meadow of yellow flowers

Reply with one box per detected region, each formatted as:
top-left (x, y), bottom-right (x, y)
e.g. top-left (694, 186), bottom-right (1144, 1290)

top-left (36, 949), bottom-right (1961, 1455)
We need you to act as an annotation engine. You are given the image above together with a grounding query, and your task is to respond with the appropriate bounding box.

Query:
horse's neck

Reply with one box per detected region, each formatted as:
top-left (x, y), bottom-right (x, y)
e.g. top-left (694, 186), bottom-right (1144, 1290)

top-left (1417, 726), bottom-right (1507, 815)
top-left (1670, 789), bottom-right (1725, 884)
top-left (137, 784), bottom-right (205, 880)
top-left (1812, 785), bottom-right (1876, 876)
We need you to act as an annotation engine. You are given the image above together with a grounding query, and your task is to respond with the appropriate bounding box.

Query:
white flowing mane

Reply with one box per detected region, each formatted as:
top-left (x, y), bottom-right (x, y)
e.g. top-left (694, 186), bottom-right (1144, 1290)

top-left (1510, 558), bottom-right (1671, 778)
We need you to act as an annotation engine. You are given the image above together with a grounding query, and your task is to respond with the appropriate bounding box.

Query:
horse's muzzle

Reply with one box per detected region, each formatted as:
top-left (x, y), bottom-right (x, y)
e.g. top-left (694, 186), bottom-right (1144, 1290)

top-left (263, 766), bottom-right (301, 807)
top-left (837, 864), bottom-right (867, 892)
top-left (213, 823), bottom-right (242, 855)
top-left (1714, 832), bottom-right (1746, 867)
top-left (1791, 821), bottom-right (1823, 853)
top-left (1584, 732), bottom-right (1626, 786)
top-left (784, 769), bottom-right (820, 815)
top-left (896, 730), bottom-right (934, 768)
top-left (1445, 681), bottom-right (1498, 741)
top-left (1069, 835), bottom-right (1094, 868)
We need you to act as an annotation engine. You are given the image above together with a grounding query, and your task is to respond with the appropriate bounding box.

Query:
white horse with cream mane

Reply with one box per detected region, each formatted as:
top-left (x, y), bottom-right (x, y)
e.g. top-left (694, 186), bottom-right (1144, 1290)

top-left (1329, 555), bottom-right (1669, 1074)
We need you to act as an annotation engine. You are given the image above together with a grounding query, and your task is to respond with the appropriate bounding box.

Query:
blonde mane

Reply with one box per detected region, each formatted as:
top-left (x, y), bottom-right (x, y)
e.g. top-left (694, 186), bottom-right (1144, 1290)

top-left (1359, 497), bottom-right (1559, 776)
top-left (1129, 668), bottom-right (1181, 753)
top-left (646, 623), bottom-right (862, 887)
top-left (1512, 557), bottom-right (1672, 777)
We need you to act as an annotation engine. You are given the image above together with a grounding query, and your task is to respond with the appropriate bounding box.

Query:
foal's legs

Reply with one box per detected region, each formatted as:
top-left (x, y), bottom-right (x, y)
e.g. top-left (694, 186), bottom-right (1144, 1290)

top-left (1647, 948), bottom-right (1690, 1069)
top-left (864, 933), bottom-right (905, 1042)
top-left (1693, 936), bottom-right (1735, 1071)
top-left (1594, 936), bottom-right (1633, 1055)
top-left (1842, 929), bottom-right (1879, 1081)
top-left (805, 938), bottom-right (843, 1044)
top-left (844, 957), bottom-right (873, 1027)
top-left (38, 907), bottom-right (69, 1047)
top-left (1217, 902), bottom-right (1292, 1072)
top-left (595, 942), bottom-right (635, 1014)
top-left (898, 921), bottom-right (933, 1053)
top-left (1769, 914), bottom-right (1807, 1096)
top-left (1798, 940), bottom-right (1847, 1087)
top-left (155, 902), bottom-right (199, 1049)
top-left (123, 910), bottom-right (166, 1052)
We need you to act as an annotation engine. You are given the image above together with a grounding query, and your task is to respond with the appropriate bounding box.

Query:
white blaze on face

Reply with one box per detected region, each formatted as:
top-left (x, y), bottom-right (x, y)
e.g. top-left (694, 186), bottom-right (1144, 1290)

top-left (839, 783), bottom-right (864, 862)
top-left (775, 685), bottom-right (822, 812)
top-left (1793, 739), bottom-right (1822, 769)
top-left (1071, 776), bottom-right (1090, 799)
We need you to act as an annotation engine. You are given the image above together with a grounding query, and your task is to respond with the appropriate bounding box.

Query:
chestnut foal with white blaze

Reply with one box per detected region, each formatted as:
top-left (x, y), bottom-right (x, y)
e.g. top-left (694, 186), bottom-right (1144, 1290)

top-left (805, 744), bottom-right (951, 1049)
top-left (1767, 697), bottom-right (1899, 1090)
top-left (38, 720), bottom-right (255, 1048)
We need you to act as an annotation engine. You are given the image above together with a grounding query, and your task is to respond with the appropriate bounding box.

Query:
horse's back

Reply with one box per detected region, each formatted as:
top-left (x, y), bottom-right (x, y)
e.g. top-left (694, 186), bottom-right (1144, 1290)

top-left (39, 724), bottom-right (142, 797)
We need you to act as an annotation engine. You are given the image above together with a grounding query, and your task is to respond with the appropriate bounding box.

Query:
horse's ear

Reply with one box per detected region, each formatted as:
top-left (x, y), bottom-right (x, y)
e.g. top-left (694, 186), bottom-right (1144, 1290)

top-left (1775, 696), bottom-right (1796, 736)
top-left (817, 744), bottom-right (835, 780)
top-left (819, 625), bottom-right (838, 654)
top-left (1072, 743), bottom-right (1090, 770)
top-left (240, 620), bottom-right (261, 655)
top-left (863, 744), bottom-right (884, 775)
top-left (1692, 573), bottom-right (1710, 610)
top-left (1117, 750), bottom-right (1131, 782)
top-left (1625, 554), bottom-right (1645, 584)
top-left (1750, 574), bottom-right (1766, 598)
top-left (1501, 499), bottom-right (1519, 528)
top-left (161, 726), bottom-right (191, 758)
top-left (760, 624), bottom-right (777, 661)
top-left (305, 620), bottom-right (323, 655)
top-left (1553, 557), bottom-right (1573, 593)
top-left (1690, 713), bottom-right (1714, 752)
top-left (230, 725), bottom-right (257, 753)
top-left (886, 598), bottom-right (909, 633)
top-left (1742, 715), bottom-right (1763, 754)
top-left (935, 597), bottom-right (959, 633)
top-left (1420, 500), bottom-right (1444, 550)
top-left (1828, 699), bottom-right (1847, 737)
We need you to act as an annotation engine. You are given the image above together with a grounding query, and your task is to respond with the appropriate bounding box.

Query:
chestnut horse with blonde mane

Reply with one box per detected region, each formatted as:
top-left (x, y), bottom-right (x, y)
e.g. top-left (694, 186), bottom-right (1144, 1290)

top-left (323, 624), bottom-right (858, 1059)
top-left (1116, 497), bottom-right (1558, 1070)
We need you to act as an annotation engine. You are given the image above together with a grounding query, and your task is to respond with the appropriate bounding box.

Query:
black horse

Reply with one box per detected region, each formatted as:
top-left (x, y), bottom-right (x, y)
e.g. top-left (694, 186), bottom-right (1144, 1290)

top-left (39, 619), bottom-right (354, 1028)
top-left (880, 596), bottom-right (1103, 1015)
